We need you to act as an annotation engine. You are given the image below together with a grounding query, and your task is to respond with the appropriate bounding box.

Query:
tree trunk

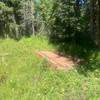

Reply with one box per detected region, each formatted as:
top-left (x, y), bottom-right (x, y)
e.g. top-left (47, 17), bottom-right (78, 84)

top-left (96, 0), bottom-right (100, 47)
top-left (90, 0), bottom-right (96, 41)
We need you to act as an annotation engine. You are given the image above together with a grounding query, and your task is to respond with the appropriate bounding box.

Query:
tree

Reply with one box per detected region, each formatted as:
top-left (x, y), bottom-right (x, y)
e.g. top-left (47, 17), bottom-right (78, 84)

top-left (0, 0), bottom-right (35, 39)
top-left (96, 0), bottom-right (100, 47)
top-left (0, 1), bottom-right (14, 38)
top-left (90, 0), bottom-right (100, 48)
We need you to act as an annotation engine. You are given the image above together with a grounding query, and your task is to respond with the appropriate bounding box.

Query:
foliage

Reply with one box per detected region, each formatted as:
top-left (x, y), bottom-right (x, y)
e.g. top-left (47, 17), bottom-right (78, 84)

top-left (0, 2), bottom-right (14, 37)
top-left (0, 0), bottom-right (34, 39)
top-left (33, 0), bottom-right (54, 34)
top-left (38, 0), bottom-right (93, 47)
top-left (0, 0), bottom-right (100, 47)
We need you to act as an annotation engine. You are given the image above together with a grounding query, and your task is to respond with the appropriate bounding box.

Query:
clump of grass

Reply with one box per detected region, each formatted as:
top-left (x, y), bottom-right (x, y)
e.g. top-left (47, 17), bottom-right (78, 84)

top-left (0, 72), bottom-right (7, 85)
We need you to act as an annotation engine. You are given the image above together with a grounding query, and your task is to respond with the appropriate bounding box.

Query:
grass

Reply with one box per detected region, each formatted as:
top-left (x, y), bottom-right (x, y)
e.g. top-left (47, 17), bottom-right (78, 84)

top-left (0, 36), bottom-right (100, 100)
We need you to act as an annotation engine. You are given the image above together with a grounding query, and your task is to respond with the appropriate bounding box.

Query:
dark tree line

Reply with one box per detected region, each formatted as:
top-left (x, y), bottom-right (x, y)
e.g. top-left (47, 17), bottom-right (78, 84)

top-left (0, 0), bottom-right (100, 48)
top-left (39, 0), bottom-right (100, 48)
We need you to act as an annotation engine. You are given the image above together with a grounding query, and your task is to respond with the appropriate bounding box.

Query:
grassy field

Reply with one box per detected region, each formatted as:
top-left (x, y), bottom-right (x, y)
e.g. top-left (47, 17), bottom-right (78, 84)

top-left (0, 36), bottom-right (100, 100)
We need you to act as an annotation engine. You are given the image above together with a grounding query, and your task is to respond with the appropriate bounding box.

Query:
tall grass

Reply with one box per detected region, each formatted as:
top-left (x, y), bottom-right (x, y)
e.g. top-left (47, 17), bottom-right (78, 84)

top-left (0, 36), bottom-right (100, 100)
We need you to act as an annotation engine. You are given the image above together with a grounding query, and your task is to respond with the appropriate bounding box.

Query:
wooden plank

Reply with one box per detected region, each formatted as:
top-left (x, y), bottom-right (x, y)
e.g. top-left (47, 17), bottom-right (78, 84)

top-left (36, 51), bottom-right (76, 70)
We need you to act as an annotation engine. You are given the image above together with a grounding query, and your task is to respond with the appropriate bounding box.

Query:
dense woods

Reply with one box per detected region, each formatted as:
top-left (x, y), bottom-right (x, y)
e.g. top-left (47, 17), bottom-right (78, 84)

top-left (0, 0), bottom-right (100, 47)
top-left (39, 0), bottom-right (100, 48)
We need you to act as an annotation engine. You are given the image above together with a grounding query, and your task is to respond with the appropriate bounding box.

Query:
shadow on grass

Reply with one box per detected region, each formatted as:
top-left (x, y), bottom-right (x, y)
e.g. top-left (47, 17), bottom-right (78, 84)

top-left (49, 36), bottom-right (100, 76)
top-left (76, 51), bottom-right (100, 76)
